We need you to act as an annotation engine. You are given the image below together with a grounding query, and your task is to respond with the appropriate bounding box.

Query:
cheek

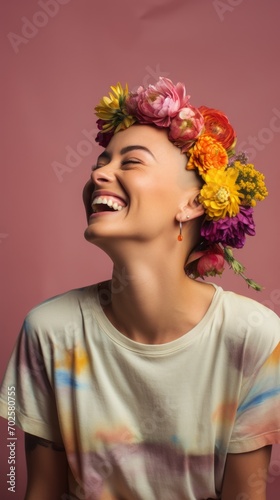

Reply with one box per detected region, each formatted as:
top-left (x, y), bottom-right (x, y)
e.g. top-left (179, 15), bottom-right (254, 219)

top-left (136, 187), bottom-right (179, 222)
top-left (126, 172), bottom-right (182, 215)
top-left (131, 172), bottom-right (174, 194)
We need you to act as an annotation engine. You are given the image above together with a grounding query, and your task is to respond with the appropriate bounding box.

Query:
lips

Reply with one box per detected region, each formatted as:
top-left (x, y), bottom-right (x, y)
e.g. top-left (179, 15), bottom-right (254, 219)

top-left (91, 191), bottom-right (127, 214)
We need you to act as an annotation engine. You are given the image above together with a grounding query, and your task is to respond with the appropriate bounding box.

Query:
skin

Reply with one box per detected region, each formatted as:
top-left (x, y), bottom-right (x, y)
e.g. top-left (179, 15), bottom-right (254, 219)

top-left (221, 446), bottom-right (272, 499)
top-left (83, 124), bottom-right (212, 344)
top-left (25, 124), bottom-right (272, 497)
top-left (24, 434), bottom-right (68, 499)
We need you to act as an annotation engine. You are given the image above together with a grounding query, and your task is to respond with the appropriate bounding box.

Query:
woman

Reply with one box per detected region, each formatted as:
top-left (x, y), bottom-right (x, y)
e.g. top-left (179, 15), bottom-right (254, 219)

top-left (1, 77), bottom-right (280, 499)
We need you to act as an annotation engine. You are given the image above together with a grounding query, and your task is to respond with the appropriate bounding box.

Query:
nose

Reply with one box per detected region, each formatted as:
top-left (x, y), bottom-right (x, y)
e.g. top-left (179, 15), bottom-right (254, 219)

top-left (91, 164), bottom-right (115, 186)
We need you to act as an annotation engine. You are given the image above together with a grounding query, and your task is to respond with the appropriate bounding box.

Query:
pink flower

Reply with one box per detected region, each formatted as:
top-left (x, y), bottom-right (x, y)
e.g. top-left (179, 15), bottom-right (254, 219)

top-left (168, 106), bottom-right (204, 152)
top-left (197, 245), bottom-right (225, 277)
top-left (126, 77), bottom-right (190, 127)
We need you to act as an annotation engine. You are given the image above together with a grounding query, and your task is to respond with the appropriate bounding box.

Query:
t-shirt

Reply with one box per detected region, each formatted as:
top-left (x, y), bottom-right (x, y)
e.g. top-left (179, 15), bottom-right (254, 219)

top-left (1, 282), bottom-right (280, 499)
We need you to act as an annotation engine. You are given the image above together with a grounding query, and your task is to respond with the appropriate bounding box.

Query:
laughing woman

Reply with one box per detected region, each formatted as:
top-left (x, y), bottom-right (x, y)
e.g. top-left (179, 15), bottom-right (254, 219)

top-left (1, 77), bottom-right (280, 500)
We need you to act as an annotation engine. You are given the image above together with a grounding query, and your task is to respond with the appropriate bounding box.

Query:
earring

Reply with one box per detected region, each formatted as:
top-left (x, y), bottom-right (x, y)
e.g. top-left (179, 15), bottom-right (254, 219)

top-left (178, 221), bottom-right (183, 241)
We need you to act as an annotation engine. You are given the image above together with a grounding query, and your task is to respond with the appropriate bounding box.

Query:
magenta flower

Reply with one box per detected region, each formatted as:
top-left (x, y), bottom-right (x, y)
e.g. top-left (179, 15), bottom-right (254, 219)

top-left (95, 119), bottom-right (114, 147)
top-left (201, 206), bottom-right (256, 249)
top-left (126, 77), bottom-right (190, 127)
top-left (168, 106), bottom-right (204, 152)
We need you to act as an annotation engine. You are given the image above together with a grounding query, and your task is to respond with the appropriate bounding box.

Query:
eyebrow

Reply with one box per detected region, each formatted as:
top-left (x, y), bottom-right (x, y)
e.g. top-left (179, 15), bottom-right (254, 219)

top-left (119, 145), bottom-right (156, 159)
top-left (97, 145), bottom-right (156, 163)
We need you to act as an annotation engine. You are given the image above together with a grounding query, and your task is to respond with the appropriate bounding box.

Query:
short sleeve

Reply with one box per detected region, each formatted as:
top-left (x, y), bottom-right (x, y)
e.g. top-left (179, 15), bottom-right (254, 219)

top-left (229, 341), bottom-right (280, 453)
top-left (0, 318), bottom-right (63, 444)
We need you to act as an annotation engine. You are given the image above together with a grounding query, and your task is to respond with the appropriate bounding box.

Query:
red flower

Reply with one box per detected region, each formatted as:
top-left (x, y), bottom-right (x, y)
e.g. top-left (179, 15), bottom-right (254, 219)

top-left (196, 245), bottom-right (225, 277)
top-left (199, 106), bottom-right (236, 151)
top-left (185, 244), bottom-right (225, 278)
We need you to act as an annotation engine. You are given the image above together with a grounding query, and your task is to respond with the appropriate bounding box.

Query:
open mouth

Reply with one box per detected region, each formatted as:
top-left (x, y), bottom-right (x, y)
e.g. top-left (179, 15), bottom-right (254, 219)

top-left (91, 196), bottom-right (127, 213)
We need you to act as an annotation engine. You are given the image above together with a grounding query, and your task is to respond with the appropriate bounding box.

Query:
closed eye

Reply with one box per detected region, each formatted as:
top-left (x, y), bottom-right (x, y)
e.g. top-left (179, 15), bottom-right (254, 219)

top-left (122, 160), bottom-right (140, 165)
top-left (92, 160), bottom-right (141, 169)
top-left (121, 159), bottom-right (143, 168)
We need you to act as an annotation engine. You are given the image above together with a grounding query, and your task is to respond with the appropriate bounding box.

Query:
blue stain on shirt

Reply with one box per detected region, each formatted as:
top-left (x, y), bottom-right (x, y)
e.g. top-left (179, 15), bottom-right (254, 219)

top-left (238, 385), bottom-right (280, 413)
top-left (55, 370), bottom-right (82, 388)
top-left (170, 435), bottom-right (181, 447)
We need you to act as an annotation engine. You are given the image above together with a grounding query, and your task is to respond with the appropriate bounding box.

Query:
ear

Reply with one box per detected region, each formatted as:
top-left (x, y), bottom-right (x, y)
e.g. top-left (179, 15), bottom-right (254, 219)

top-left (175, 187), bottom-right (204, 223)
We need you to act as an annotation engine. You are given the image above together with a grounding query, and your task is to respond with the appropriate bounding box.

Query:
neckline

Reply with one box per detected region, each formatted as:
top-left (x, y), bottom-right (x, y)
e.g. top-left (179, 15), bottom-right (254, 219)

top-left (91, 282), bottom-right (222, 356)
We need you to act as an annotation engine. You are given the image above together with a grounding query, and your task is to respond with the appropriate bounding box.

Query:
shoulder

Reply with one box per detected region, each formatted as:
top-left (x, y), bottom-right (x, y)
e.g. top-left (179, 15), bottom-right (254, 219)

top-left (218, 287), bottom-right (280, 333)
top-left (23, 283), bottom-right (99, 338)
top-left (213, 286), bottom-right (280, 376)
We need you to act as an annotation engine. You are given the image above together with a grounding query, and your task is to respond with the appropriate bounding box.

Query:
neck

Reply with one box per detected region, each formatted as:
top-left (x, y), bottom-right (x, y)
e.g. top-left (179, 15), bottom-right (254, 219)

top-left (99, 241), bottom-right (215, 344)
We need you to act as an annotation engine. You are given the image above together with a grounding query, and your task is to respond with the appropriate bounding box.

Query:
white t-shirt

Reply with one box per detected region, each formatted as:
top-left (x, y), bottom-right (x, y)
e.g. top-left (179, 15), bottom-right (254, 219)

top-left (1, 282), bottom-right (280, 499)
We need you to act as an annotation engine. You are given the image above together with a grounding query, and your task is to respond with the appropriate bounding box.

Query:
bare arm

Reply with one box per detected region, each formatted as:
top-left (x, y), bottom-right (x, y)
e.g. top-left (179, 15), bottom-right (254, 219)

top-left (221, 446), bottom-right (272, 500)
top-left (24, 433), bottom-right (68, 500)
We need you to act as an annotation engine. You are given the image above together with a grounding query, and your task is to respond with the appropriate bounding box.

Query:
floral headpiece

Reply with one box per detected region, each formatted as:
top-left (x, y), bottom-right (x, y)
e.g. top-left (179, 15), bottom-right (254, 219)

top-left (94, 78), bottom-right (268, 290)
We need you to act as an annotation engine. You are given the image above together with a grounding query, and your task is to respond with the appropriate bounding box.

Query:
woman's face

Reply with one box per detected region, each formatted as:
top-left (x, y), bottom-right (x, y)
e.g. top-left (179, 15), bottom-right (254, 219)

top-left (83, 124), bottom-right (201, 247)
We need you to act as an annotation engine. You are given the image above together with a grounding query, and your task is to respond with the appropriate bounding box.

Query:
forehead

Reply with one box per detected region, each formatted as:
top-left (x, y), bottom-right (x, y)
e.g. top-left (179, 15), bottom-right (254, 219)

top-left (106, 124), bottom-right (182, 160)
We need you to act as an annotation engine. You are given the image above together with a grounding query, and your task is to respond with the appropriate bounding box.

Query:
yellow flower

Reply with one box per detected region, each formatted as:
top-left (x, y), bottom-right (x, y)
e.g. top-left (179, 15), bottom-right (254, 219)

top-left (95, 82), bottom-right (128, 120)
top-left (234, 161), bottom-right (268, 206)
top-left (187, 134), bottom-right (228, 175)
top-left (95, 82), bottom-right (136, 133)
top-left (199, 167), bottom-right (242, 219)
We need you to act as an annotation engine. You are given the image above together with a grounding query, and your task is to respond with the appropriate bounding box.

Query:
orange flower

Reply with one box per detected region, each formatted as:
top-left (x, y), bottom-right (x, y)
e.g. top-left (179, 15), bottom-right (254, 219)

top-left (187, 135), bottom-right (228, 175)
top-left (199, 106), bottom-right (236, 151)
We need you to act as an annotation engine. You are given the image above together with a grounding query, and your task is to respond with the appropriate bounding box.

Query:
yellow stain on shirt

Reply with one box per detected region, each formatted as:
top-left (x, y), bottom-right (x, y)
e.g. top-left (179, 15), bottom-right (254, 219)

top-left (55, 345), bottom-right (88, 374)
top-left (263, 342), bottom-right (280, 366)
top-left (212, 401), bottom-right (238, 423)
top-left (95, 426), bottom-right (135, 444)
top-left (100, 490), bottom-right (118, 500)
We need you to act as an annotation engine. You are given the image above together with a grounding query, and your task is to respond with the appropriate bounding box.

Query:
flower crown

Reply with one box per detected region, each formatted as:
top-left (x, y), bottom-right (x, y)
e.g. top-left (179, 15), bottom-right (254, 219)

top-left (94, 77), bottom-right (268, 290)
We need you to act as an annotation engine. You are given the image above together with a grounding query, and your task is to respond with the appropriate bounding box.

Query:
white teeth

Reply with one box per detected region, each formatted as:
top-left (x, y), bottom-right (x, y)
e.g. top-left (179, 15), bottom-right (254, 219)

top-left (91, 196), bottom-right (125, 212)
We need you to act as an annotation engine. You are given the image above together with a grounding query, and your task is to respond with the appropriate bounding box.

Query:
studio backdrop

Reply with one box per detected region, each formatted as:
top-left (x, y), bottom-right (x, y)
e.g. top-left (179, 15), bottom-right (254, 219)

top-left (1, 0), bottom-right (280, 497)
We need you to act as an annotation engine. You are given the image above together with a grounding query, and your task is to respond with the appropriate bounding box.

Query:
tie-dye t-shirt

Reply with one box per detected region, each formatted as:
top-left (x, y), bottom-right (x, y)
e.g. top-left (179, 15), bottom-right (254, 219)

top-left (1, 283), bottom-right (280, 499)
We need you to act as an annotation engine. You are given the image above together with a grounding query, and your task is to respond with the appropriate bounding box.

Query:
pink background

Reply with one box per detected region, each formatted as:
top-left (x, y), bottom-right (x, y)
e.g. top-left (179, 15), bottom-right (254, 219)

top-left (1, 0), bottom-right (280, 497)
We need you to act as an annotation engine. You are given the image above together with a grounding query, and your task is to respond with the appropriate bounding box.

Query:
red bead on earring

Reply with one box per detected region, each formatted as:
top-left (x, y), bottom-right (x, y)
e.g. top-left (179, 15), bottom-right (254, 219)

top-left (178, 221), bottom-right (183, 241)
